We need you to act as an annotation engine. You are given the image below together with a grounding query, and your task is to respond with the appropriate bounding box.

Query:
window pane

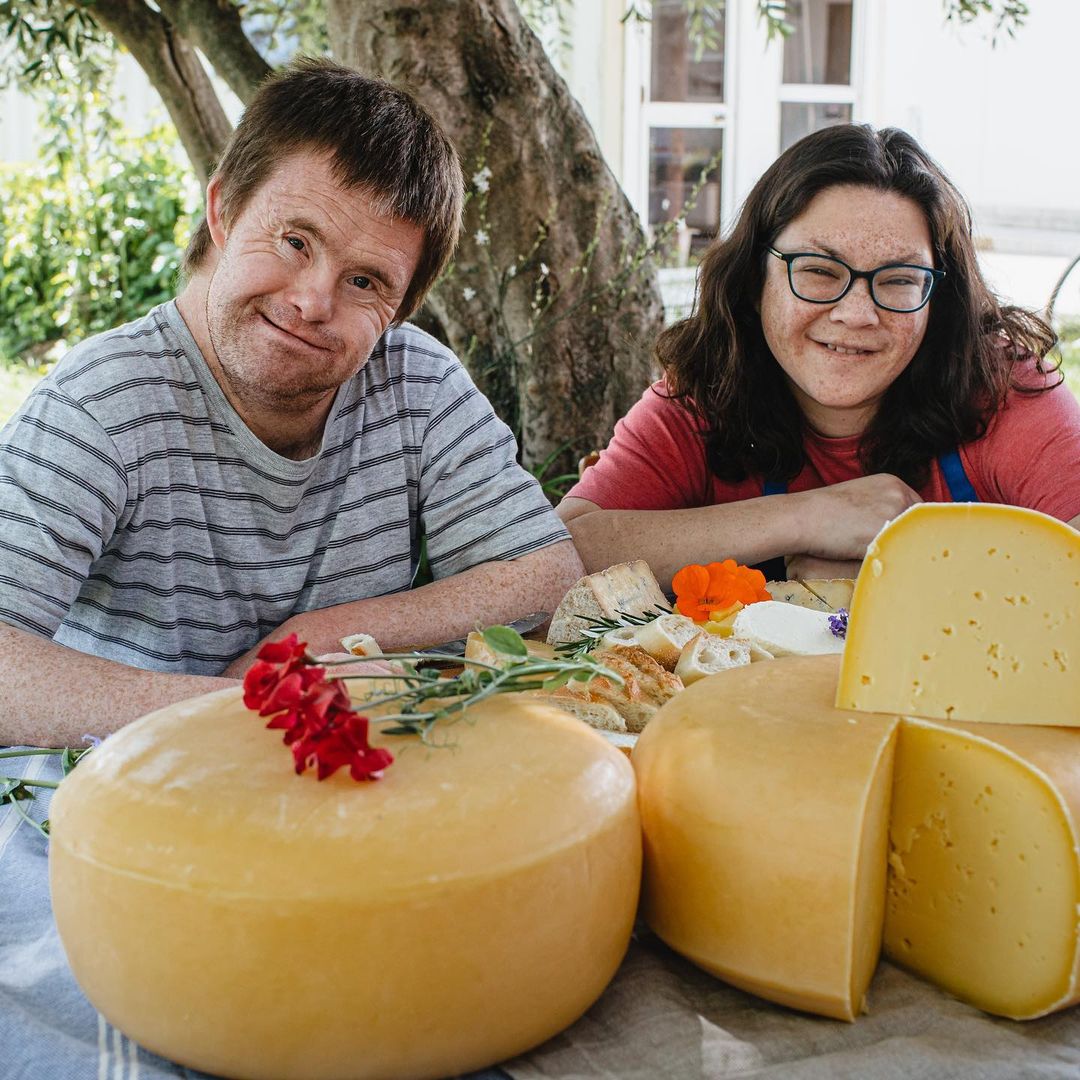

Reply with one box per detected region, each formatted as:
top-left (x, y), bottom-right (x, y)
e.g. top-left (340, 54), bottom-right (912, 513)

top-left (648, 127), bottom-right (723, 267)
top-left (650, 0), bottom-right (725, 103)
top-left (780, 102), bottom-right (853, 152)
top-left (782, 0), bottom-right (852, 85)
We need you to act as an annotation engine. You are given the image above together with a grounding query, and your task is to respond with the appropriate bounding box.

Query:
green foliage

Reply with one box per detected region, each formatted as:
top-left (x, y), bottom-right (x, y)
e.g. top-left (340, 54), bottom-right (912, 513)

top-left (0, 59), bottom-right (198, 365)
top-left (943, 0), bottom-right (1029, 44)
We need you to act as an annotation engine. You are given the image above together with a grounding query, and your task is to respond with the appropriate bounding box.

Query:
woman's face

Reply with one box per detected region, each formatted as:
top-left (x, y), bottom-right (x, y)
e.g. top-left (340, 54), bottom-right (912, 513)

top-left (760, 184), bottom-right (935, 437)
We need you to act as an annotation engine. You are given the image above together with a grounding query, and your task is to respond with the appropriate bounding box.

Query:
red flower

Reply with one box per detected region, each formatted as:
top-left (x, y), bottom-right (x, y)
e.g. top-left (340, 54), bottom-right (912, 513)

top-left (291, 712), bottom-right (394, 781)
top-left (244, 633), bottom-right (394, 781)
top-left (242, 635), bottom-right (312, 710)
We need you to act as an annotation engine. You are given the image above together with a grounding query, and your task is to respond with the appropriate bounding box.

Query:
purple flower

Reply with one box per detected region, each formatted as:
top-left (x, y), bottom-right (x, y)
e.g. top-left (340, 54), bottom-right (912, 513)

top-left (828, 608), bottom-right (849, 640)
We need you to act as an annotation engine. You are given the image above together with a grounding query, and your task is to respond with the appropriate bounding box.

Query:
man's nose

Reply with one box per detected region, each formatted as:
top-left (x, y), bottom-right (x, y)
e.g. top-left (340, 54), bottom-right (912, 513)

top-left (829, 278), bottom-right (880, 327)
top-left (284, 266), bottom-right (334, 322)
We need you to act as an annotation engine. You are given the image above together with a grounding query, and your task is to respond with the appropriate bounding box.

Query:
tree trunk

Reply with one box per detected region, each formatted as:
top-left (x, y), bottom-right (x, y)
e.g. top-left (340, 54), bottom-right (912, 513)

top-left (328, 0), bottom-right (664, 477)
top-left (91, 0), bottom-right (234, 186)
top-left (156, 0), bottom-right (273, 104)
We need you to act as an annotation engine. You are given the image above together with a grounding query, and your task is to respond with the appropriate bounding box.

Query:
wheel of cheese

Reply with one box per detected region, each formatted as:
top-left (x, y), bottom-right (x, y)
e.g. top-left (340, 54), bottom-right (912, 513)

top-left (49, 688), bottom-right (641, 1080)
top-left (633, 655), bottom-right (899, 1021)
top-left (635, 652), bottom-right (1080, 1023)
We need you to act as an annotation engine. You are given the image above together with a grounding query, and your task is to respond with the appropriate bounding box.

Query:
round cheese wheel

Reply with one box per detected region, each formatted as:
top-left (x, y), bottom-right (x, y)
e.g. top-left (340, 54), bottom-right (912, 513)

top-left (633, 655), bottom-right (898, 1021)
top-left (49, 687), bottom-right (640, 1079)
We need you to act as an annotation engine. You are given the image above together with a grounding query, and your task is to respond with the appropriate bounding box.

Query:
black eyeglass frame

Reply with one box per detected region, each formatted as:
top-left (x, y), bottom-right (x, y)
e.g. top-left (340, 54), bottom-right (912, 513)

top-left (767, 246), bottom-right (945, 313)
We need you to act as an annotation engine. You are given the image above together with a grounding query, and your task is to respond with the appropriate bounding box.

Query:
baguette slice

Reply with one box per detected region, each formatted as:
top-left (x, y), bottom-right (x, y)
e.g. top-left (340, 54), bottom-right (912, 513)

top-left (675, 632), bottom-right (752, 685)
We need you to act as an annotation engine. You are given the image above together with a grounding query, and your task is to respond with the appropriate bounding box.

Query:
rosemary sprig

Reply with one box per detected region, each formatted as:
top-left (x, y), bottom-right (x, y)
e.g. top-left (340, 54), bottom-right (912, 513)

top-left (323, 625), bottom-right (625, 743)
top-left (554, 607), bottom-right (674, 659)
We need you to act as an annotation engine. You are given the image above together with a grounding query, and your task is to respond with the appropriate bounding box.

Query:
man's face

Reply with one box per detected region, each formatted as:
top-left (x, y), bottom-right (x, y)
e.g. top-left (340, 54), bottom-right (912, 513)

top-left (203, 151), bottom-right (424, 418)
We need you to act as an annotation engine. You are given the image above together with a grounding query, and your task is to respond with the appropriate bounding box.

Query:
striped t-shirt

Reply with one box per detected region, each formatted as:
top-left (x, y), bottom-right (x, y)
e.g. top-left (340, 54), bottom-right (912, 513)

top-left (0, 302), bottom-right (568, 674)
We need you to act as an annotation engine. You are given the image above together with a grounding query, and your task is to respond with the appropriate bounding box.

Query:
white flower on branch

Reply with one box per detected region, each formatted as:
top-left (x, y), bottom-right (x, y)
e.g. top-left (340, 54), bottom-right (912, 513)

top-left (474, 229), bottom-right (489, 246)
top-left (472, 167), bottom-right (492, 193)
top-left (462, 287), bottom-right (476, 302)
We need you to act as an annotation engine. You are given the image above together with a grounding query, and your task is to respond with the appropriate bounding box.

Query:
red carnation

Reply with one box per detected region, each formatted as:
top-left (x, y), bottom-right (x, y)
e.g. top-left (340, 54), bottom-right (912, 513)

top-left (245, 633), bottom-right (393, 781)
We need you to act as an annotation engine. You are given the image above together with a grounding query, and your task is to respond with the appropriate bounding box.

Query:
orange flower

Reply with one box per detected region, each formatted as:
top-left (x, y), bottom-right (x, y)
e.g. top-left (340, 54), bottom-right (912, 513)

top-left (672, 559), bottom-right (770, 622)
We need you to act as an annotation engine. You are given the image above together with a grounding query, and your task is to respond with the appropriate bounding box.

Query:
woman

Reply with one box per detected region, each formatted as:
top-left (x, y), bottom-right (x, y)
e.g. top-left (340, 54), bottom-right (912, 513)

top-left (558, 124), bottom-right (1080, 586)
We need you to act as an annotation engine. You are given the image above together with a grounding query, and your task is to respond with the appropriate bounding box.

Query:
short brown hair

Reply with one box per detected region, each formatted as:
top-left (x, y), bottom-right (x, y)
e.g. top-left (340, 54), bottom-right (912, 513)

top-left (182, 57), bottom-right (463, 320)
top-left (659, 124), bottom-right (1057, 488)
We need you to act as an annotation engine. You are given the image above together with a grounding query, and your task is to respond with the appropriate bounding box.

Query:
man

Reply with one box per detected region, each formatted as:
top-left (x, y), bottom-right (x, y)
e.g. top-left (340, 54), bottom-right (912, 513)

top-left (0, 59), bottom-right (584, 746)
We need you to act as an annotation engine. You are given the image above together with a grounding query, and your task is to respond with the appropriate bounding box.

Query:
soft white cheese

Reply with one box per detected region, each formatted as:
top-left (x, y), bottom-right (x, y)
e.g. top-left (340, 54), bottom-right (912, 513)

top-left (732, 600), bottom-right (844, 657)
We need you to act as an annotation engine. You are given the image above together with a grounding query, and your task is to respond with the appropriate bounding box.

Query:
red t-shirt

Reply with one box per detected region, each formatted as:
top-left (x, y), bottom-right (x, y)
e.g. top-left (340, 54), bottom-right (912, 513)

top-left (568, 366), bottom-right (1080, 523)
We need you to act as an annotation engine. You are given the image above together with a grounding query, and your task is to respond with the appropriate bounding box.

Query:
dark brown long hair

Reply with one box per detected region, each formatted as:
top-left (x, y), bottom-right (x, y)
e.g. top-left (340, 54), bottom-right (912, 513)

top-left (658, 124), bottom-right (1058, 487)
top-left (182, 58), bottom-right (463, 321)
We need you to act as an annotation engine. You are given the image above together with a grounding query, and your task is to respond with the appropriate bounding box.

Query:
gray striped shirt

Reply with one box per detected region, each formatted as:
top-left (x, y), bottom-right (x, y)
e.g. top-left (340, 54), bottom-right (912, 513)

top-left (0, 302), bottom-right (568, 674)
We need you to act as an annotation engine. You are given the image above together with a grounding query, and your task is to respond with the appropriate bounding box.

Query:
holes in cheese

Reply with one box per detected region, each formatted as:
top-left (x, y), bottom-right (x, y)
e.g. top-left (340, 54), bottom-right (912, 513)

top-left (633, 655), bottom-right (899, 1022)
top-left (48, 689), bottom-right (641, 1080)
top-left (636, 653), bottom-right (1080, 1022)
top-left (838, 504), bottom-right (1080, 726)
top-left (885, 718), bottom-right (1080, 1020)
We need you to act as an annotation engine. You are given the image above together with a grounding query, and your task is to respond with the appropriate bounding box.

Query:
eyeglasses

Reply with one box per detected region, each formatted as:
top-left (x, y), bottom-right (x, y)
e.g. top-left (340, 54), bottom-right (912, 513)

top-left (767, 247), bottom-right (945, 313)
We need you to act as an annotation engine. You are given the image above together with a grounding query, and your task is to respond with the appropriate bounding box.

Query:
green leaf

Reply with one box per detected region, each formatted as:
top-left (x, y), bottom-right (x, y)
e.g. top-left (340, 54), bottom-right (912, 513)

top-left (482, 625), bottom-right (528, 657)
top-left (540, 671), bottom-right (574, 691)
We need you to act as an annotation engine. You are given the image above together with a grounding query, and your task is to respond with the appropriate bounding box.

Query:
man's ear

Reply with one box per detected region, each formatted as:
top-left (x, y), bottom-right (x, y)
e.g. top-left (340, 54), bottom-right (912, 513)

top-left (206, 175), bottom-right (228, 251)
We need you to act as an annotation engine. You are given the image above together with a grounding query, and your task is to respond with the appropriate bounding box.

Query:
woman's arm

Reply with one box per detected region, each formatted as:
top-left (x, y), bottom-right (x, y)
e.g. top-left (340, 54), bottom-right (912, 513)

top-left (558, 474), bottom-right (921, 587)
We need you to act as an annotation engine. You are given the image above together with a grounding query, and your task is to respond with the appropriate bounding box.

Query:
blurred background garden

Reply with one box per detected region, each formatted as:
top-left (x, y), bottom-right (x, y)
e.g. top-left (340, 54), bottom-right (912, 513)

top-left (2, 0), bottom-right (1079, 435)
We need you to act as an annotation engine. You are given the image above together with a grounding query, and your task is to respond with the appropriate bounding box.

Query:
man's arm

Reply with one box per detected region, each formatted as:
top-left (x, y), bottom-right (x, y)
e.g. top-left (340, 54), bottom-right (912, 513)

top-left (0, 623), bottom-right (236, 748)
top-left (223, 540), bottom-right (584, 675)
top-left (558, 474), bottom-right (922, 588)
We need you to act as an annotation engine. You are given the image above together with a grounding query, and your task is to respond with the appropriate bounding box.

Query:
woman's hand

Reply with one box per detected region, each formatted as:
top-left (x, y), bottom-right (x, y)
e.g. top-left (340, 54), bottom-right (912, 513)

top-left (785, 555), bottom-right (863, 581)
top-left (794, 474), bottom-right (922, 561)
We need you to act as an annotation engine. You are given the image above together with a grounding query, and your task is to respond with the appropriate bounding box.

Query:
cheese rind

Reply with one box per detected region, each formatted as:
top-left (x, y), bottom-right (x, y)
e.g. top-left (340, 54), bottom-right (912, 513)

top-left (633, 654), bottom-right (898, 1021)
top-left (885, 717), bottom-right (1080, 1019)
top-left (48, 689), bottom-right (641, 1080)
top-left (838, 503), bottom-right (1080, 725)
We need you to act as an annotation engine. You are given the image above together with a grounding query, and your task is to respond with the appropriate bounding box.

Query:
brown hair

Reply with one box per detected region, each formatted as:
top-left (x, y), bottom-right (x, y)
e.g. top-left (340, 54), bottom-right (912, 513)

top-left (182, 57), bottom-right (463, 320)
top-left (658, 124), bottom-right (1058, 487)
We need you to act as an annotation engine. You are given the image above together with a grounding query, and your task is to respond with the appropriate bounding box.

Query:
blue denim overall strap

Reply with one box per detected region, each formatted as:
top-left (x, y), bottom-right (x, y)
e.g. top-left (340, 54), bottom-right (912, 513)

top-left (762, 451), bottom-right (979, 502)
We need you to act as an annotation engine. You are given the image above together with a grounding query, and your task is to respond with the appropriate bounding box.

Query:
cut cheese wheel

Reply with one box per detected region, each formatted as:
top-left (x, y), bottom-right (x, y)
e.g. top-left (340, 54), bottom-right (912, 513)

top-left (546, 560), bottom-right (669, 646)
top-left (731, 600), bottom-right (844, 657)
top-left (885, 717), bottom-right (1080, 1019)
top-left (633, 655), bottom-right (898, 1021)
top-left (838, 503), bottom-right (1080, 725)
top-left (48, 688), bottom-right (641, 1080)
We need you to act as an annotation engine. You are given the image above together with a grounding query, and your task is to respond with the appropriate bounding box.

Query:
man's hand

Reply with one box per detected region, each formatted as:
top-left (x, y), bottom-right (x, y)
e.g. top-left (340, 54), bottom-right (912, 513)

top-left (794, 474), bottom-right (922, 561)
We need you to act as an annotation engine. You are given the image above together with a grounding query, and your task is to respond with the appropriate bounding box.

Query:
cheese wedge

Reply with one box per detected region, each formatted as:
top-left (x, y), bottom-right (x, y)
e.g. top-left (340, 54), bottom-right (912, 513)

top-left (803, 578), bottom-right (855, 612)
top-left (463, 631), bottom-right (557, 667)
top-left (546, 560), bottom-right (669, 646)
top-left (49, 689), bottom-right (640, 1080)
top-left (634, 655), bottom-right (898, 1021)
top-left (885, 717), bottom-right (1080, 1019)
top-left (838, 503), bottom-right (1080, 725)
top-left (624, 613), bottom-right (701, 669)
top-left (731, 600), bottom-right (844, 657)
top-left (765, 580), bottom-right (830, 611)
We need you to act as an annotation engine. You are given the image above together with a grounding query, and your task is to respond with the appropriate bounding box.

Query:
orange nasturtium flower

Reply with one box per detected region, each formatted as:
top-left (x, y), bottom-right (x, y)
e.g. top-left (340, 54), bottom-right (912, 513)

top-left (671, 559), bottom-right (771, 623)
